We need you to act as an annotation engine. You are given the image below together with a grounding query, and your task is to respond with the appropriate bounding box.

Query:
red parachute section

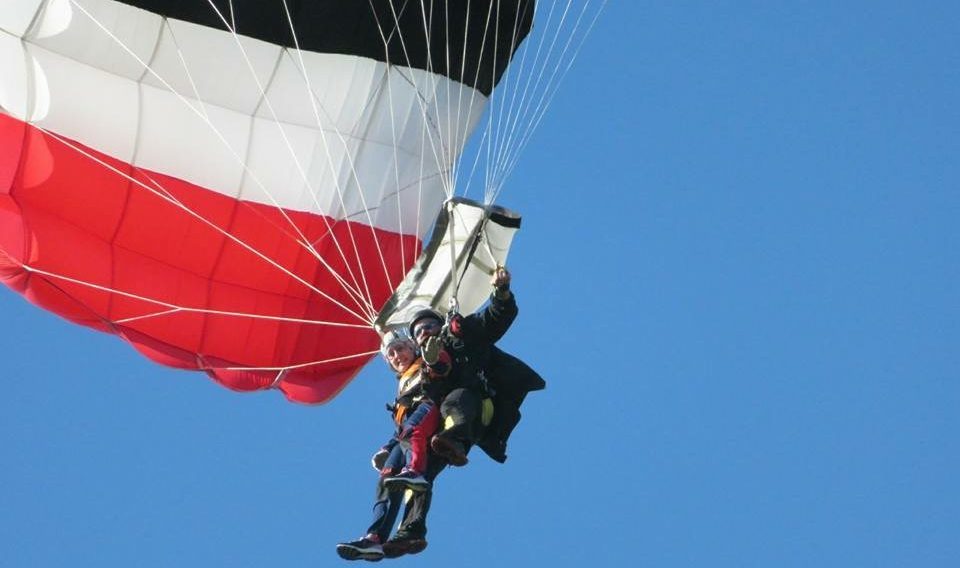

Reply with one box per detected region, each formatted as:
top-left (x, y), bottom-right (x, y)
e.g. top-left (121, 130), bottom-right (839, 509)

top-left (0, 113), bottom-right (419, 403)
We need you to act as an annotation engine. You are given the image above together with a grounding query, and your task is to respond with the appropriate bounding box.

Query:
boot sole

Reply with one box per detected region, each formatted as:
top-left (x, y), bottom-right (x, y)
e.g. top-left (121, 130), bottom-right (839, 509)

top-left (383, 478), bottom-right (431, 492)
top-left (382, 539), bottom-right (428, 558)
top-left (336, 544), bottom-right (384, 562)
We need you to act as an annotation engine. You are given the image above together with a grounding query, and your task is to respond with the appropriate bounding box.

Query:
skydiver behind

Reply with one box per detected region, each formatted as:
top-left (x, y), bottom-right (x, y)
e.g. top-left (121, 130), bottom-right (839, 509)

top-left (335, 329), bottom-right (450, 561)
top-left (387, 266), bottom-right (545, 542)
top-left (411, 266), bottom-right (545, 467)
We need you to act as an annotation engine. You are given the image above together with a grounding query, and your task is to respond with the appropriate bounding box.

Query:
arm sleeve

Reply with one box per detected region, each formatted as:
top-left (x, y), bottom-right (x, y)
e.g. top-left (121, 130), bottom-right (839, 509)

top-left (469, 292), bottom-right (518, 344)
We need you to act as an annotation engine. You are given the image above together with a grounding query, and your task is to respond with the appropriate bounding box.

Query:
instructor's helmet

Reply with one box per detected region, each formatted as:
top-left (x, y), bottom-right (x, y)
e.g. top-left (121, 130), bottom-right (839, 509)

top-left (408, 307), bottom-right (444, 339)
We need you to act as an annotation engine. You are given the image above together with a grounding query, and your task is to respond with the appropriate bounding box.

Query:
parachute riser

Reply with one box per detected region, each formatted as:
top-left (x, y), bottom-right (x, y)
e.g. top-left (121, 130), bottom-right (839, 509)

top-left (374, 197), bottom-right (521, 333)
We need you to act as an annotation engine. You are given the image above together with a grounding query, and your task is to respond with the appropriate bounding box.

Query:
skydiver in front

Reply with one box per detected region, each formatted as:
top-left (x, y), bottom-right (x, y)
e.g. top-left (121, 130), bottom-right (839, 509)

top-left (335, 329), bottom-right (450, 561)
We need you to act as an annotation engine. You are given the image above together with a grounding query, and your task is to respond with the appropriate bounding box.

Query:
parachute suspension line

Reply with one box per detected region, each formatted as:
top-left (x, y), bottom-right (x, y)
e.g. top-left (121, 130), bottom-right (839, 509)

top-left (407, 0), bottom-right (460, 200)
top-left (221, 349), bottom-right (381, 374)
top-left (264, 0), bottom-right (384, 318)
top-left (379, 0), bottom-right (442, 197)
top-left (445, 200), bottom-right (460, 312)
top-left (491, 0), bottom-right (607, 203)
top-left (487, 0), bottom-right (550, 201)
top-left (457, 0), bottom-right (529, 204)
top-left (276, 0), bottom-right (399, 321)
top-left (19, 264), bottom-right (371, 330)
top-left (65, 0), bottom-right (377, 322)
top-left (443, 0), bottom-right (456, 198)
top-left (287, 51), bottom-right (405, 315)
top-left (490, 0), bottom-right (548, 200)
top-left (367, 9), bottom-right (411, 286)
top-left (226, 0), bottom-right (237, 30)
top-left (416, 0), bottom-right (454, 199)
top-left (482, 0), bottom-right (567, 200)
top-left (450, 0), bottom-right (498, 203)
top-left (425, 0), bottom-right (605, 207)
top-left (424, 0), bottom-right (511, 203)
top-left (383, 67), bottom-right (409, 285)
top-left (441, 0), bottom-right (497, 203)
top-left (485, 0), bottom-right (509, 202)
top-left (274, 0), bottom-right (390, 322)
top-left (371, 0), bottom-right (431, 260)
top-left (458, 0), bottom-right (502, 202)
top-left (374, 0), bottom-right (478, 267)
top-left (421, 1), bottom-right (456, 200)
top-left (480, 2), bottom-right (501, 203)
top-left (19, 263), bottom-right (374, 378)
top-left (461, 127), bottom-right (493, 203)
top-left (444, 0), bottom-right (487, 204)
top-left (219, 0), bottom-right (419, 323)
top-left (367, 0), bottom-right (427, 289)
top-left (375, 0), bottom-right (460, 209)
top-left (195, 0), bottom-right (398, 321)
top-left (462, 3), bottom-right (494, 201)
top-left (482, 0), bottom-right (530, 194)
top-left (36, 125), bottom-right (373, 326)
top-left (448, 0), bottom-right (475, 200)
top-left (377, 0), bottom-right (469, 287)
top-left (270, 370), bottom-right (287, 389)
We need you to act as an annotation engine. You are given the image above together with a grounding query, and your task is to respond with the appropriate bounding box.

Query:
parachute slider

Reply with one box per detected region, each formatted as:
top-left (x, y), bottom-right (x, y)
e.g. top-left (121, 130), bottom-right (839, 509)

top-left (375, 197), bottom-right (521, 332)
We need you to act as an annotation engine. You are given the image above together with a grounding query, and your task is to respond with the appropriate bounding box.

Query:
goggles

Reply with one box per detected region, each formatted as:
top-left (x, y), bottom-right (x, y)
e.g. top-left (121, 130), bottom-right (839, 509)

top-left (412, 319), bottom-right (441, 337)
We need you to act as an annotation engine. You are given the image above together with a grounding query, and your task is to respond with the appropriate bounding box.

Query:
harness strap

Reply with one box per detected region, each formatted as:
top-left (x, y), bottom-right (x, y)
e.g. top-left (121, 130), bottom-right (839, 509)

top-left (394, 403), bottom-right (408, 426)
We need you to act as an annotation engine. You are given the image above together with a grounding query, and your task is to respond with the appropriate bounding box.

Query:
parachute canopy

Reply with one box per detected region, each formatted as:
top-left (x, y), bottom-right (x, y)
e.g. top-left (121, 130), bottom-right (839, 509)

top-left (0, 0), bottom-right (534, 403)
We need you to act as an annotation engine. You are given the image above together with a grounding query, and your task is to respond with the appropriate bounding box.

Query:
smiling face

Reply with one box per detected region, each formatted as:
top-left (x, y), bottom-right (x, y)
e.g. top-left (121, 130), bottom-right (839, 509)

top-left (384, 341), bottom-right (417, 373)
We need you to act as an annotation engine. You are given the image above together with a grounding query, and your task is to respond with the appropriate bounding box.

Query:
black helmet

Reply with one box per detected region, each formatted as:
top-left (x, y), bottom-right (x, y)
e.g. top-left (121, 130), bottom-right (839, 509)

top-left (408, 307), bottom-right (443, 336)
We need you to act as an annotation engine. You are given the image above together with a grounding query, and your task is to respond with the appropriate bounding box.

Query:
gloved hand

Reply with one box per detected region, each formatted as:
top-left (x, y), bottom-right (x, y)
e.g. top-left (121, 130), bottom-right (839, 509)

top-left (422, 335), bottom-right (443, 365)
top-left (492, 266), bottom-right (511, 299)
top-left (371, 447), bottom-right (390, 471)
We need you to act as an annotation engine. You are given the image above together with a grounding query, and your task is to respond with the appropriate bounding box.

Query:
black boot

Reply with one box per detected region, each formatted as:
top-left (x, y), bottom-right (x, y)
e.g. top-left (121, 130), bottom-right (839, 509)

top-left (382, 532), bottom-right (428, 558)
top-left (430, 435), bottom-right (468, 466)
top-left (336, 534), bottom-right (384, 561)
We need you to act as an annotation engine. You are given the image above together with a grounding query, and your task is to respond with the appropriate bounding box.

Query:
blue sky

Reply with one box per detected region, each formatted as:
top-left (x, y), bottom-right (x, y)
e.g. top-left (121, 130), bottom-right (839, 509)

top-left (2, 2), bottom-right (959, 566)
